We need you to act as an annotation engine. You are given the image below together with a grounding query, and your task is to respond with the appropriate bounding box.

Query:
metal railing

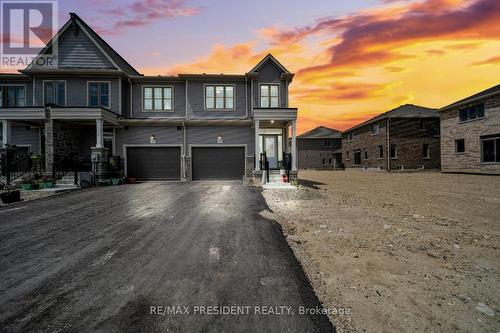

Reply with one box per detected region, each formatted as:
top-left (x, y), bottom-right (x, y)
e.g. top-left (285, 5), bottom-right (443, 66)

top-left (260, 152), bottom-right (269, 183)
top-left (0, 150), bottom-right (45, 183)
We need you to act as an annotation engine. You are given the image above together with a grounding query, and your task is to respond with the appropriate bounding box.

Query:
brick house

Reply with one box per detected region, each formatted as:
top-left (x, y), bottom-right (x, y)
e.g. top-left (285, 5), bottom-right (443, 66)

top-left (440, 84), bottom-right (500, 175)
top-left (297, 126), bottom-right (342, 169)
top-left (342, 104), bottom-right (441, 171)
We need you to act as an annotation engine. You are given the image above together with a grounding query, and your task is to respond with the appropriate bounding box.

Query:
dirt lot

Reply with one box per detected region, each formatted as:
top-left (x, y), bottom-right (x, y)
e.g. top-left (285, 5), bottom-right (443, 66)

top-left (263, 170), bottom-right (500, 333)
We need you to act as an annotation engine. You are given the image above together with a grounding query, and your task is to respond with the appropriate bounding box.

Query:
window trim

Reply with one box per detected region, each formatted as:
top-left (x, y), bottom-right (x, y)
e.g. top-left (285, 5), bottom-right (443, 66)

top-left (422, 143), bottom-right (430, 159)
top-left (87, 80), bottom-right (111, 109)
top-left (480, 135), bottom-right (500, 164)
top-left (454, 138), bottom-right (465, 154)
top-left (141, 85), bottom-right (174, 112)
top-left (42, 80), bottom-right (67, 106)
top-left (371, 123), bottom-right (379, 135)
top-left (258, 83), bottom-right (280, 108)
top-left (0, 84), bottom-right (27, 107)
top-left (458, 103), bottom-right (485, 123)
top-left (203, 84), bottom-right (236, 111)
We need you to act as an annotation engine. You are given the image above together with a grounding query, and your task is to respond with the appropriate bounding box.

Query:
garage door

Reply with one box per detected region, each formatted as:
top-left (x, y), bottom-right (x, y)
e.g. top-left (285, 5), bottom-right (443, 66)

top-left (126, 147), bottom-right (181, 181)
top-left (192, 147), bottom-right (245, 180)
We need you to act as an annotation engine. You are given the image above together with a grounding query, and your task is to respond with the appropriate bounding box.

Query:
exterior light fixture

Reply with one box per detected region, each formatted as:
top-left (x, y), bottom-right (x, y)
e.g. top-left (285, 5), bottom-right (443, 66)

top-left (270, 120), bottom-right (275, 124)
top-left (217, 134), bottom-right (223, 144)
top-left (150, 135), bottom-right (157, 143)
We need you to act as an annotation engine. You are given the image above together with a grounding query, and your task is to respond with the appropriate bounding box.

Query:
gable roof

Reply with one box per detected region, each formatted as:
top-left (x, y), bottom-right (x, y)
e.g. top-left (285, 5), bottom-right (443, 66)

top-left (298, 126), bottom-right (342, 139)
top-left (247, 54), bottom-right (294, 80)
top-left (344, 104), bottom-right (439, 133)
top-left (440, 84), bottom-right (500, 111)
top-left (24, 13), bottom-right (140, 76)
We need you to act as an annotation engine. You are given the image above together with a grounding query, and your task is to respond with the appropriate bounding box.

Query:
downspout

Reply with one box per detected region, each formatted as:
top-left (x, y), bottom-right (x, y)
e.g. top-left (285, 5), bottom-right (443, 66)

top-left (245, 75), bottom-right (248, 119)
top-left (386, 117), bottom-right (390, 172)
top-left (182, 121), bottom-right (187, 180)
top-left (128, 77), bottom-right (132, 118)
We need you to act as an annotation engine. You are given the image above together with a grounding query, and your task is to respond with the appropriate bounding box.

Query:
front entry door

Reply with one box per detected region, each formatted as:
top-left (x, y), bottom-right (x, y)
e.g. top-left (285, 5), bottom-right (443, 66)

top-left (263, 135), bottom-right (278, 169)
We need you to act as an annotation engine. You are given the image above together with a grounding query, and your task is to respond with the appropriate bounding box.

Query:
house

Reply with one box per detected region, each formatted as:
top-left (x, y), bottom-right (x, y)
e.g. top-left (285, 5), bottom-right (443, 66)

top-left (439, 84), bottom-right (500, 175)
top-left (342, 104), bottom-right (441, 171)
top-left (297, 126), bottom-right (342, 169)
top-left (0, 13), bottom-right (298, 182)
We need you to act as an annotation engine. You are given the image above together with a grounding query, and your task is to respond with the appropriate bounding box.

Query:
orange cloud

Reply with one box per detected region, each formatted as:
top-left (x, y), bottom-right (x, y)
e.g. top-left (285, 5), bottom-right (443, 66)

top-left (471, 55), bottom-right (500, 67)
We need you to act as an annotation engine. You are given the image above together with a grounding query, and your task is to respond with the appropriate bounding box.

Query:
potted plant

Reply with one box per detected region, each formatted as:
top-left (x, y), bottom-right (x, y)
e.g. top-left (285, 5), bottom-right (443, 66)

top-left (21, 177), bottom-right (32, 190)
top-left (111, 178), bottom-right (121, 186)
top-left (0, 180), bottom-right (21, 204)
top-left (40, 176), bottom-right (54, 188)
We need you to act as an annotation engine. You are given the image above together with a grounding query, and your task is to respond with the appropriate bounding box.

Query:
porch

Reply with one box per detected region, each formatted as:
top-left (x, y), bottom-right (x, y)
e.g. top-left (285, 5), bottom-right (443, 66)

top-left (1, 106), bottom-right (120, 181)
top-left (253, 108), bottom-right (298, 182)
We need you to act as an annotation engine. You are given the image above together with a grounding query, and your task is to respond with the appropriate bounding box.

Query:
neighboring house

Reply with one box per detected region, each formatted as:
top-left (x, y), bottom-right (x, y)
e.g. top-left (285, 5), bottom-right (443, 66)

top-left (342, 104), bottom-right (441, 171)
top-left (439, 84), bottom-right (500, 175)
top-left (297, 126), bottom-right (342, 169)
top-left (0, 13), bottom-right (298, 181)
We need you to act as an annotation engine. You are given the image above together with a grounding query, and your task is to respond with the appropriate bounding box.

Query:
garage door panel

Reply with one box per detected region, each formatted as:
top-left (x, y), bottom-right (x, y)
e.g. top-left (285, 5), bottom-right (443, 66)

top-left (192, 147), bottom-right (245, 180)
top-left (127, 147), bottom-right (181, 181)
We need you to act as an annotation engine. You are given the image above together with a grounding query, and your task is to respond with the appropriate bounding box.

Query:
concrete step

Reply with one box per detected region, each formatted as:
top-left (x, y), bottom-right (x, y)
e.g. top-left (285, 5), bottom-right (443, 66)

top-left (263, 182), bottom-right (296, 189)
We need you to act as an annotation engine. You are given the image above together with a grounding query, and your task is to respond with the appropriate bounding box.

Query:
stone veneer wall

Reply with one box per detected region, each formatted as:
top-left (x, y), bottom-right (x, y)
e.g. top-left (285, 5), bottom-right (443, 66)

top-left (53, 122), bottom-right (81, 160)
top-left (440, 94), bottom-right (500, 174)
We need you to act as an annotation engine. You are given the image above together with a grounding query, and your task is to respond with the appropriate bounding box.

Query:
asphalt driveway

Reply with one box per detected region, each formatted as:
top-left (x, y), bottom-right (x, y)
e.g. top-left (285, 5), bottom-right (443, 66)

top-left (0, 182), bottom-right (334, 332)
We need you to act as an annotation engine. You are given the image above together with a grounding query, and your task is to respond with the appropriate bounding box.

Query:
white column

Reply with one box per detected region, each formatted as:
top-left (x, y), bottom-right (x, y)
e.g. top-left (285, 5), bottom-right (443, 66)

top-left (2, 120), bottom-right (12, 147)
top-left (95, 119), bottom-right (104, 148)
top-left (291, 120), bottom-right (297, 171)
top-left (254, 119), bottom-right (260, 171)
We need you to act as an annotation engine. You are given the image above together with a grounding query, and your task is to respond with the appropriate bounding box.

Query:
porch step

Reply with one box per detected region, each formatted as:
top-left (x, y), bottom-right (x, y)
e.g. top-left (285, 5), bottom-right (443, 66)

top-left (262, 182), bottom-right (295, 189)
top-left (56, 175), bottom-right (78, 185)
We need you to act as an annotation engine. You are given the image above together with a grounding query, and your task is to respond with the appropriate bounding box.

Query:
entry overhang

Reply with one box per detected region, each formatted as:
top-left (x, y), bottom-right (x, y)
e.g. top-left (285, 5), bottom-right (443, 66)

top-left (253, 108), bottom-right (297, 121)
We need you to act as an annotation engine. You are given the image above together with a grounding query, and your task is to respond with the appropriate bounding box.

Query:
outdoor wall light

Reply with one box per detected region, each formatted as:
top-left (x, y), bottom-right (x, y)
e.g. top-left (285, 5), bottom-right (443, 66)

top-left (217, 134), bottom-right (223, 143)
top-left (150, 135), bottom-right (157, 143)
top-left (270, 120), bottom-right (275, 124)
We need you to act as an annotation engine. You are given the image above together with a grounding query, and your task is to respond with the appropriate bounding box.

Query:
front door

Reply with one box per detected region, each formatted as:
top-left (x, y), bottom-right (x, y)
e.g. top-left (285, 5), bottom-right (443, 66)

top-left (263, 135), bottom-right (278, 169)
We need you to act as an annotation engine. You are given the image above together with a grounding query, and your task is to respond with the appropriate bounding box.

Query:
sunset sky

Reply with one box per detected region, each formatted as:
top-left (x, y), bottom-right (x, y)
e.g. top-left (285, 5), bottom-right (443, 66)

top-left (9, 0), bottom-right (500, 133)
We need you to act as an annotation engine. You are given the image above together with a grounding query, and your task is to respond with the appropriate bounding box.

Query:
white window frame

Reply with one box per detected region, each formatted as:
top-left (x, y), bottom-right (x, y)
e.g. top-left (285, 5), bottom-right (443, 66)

top-left (204, 84), bottom-right (235, 111)
top-left (142, 85), bottom-right (174, 112)
top-left (0, 84), bottom-right (26, 107)
top-left (42, 80), bottom-right (67, 106)
top-left (259, 83), bottom-right (280, 108)
top-left (371, 123), bottom-right (379, 135)
top-left (87, 80), bottom-right (111, 108)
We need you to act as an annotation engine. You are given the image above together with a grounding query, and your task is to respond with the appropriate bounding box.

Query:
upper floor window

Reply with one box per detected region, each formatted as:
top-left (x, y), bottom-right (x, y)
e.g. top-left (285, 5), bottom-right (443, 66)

top-left (260, 84), bottom-right (279, 108)
top-left (324, 140), bottom-right (332, 147)
top-left (143, 86), bottom-right (172, 111)
top-left (0, 85), bottom-right (25, 107)
top-left (44, 81), bottom-right (65, 106)
top-left (205, 85), bottom-right (234, 110)
top-left (371, 124), bottom-right (379, 135)
top-left (459, 103), bottom-right (484, 122)
top-left (88, 82), bottom-right (110, 108)
top-left (347, 132), bottom-right (353, 141)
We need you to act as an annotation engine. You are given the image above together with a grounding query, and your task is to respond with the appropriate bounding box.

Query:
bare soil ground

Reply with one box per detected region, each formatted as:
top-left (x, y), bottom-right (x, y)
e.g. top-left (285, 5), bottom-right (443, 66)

top-left (263, 170), bottom-right (500, 333)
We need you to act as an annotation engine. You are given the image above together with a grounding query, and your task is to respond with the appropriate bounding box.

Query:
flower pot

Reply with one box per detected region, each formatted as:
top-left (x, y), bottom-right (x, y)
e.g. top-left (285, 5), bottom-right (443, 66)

top-left (43, 182), bottom-right (54, 189)
top-left (112, 179), bottom-right (121, 186)
top-left (0, 190), bottom-right (21, 204)
top-left (21, 183), bottom-right (32, 190)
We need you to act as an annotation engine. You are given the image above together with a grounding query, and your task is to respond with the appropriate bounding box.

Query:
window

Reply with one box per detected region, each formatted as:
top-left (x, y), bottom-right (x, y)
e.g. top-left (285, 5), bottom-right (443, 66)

top-left (371, 124), bottom-right (379, 135)
top-left (324, 140), bottom-right (332, 147)
top-left (481, 136), bottom-right (500, 163)
top-left (322, 158), bottom-right (326, 166)
top-left (455, 139), bottom-right (465, 153)
top-left (422, 143), bottom-right (430, 159)
top-left (419, 120), bottom-right (425, 130)
top-left (143, 87), bottom-right (172, 111)
top-left (44, 81), bottom-right (65, 106)
top-left (363, 149), bottom-right (368, 160)
top-left (205, 85), bottom-right (234, 110)
top-left (346, 151), bottom-right (350, 160)
top-left (459, 103), bottom-right (485, 122)
top-left (260, 84), bottom-right (279, 108)
top-left (390, 144), bottom-right (397, 159)
top-left (378, 145), bottom-right (384, 159)
top-left (88, 82), bottom-right (110, 108)
top-left (347, 132), bottom-right (353, 141)
top-left (329, 158), bottom-right (332, 165)
top-left (0, 85), bottom-right (25, 107)
top-left (354, 151), bottom-right (362, 165)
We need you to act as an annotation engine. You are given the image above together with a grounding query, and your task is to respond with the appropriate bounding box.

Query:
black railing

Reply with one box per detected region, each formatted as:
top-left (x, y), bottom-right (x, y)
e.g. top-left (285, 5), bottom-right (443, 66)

top-left (283, 152), bottom-right (292, 182)
top-left (0, 150), bottom-right (45, 183)
top-left (52, 152), bottom-right (80, 180)
top-left (260, 152), bottom-right (269, 183)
